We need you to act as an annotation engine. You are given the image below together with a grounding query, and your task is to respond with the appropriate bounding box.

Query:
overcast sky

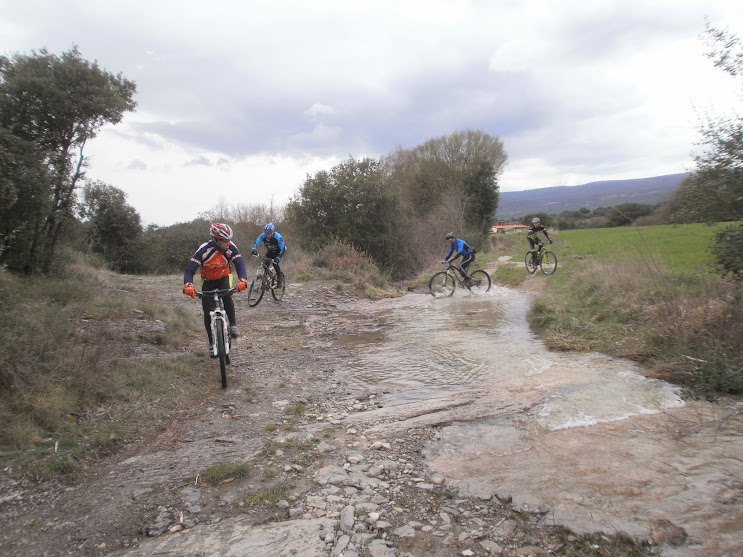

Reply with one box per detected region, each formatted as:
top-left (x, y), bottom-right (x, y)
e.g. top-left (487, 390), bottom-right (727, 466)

top-left (3, 0), bottom-right (743, 226)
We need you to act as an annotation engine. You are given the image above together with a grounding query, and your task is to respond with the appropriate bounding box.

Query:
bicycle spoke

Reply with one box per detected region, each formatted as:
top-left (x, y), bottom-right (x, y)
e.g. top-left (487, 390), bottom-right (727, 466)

top-left (429, 271), bottom-right (456, 297)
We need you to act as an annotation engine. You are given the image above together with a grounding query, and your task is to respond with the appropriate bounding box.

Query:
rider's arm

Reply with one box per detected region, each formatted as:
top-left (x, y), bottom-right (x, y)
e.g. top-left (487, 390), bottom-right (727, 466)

top-left (184, 243), bottom-right (208, 284)
top-left (252, 233), bottom-right (265, 251)
top-left (443, 244), bottom-right (455, 261)
top-left (276, 232), bottom-right (285, 255)
top-left (184, 260), bottom-right (198, 285)
top-left (231, 249), bottom-right (248, 281)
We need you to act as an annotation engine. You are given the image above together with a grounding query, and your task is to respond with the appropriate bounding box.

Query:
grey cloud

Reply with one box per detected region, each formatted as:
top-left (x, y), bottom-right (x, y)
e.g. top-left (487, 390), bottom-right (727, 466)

top-left (186, 156), bottom-right (211, 167)
top-left (126, 159), bottom-right (147, 171)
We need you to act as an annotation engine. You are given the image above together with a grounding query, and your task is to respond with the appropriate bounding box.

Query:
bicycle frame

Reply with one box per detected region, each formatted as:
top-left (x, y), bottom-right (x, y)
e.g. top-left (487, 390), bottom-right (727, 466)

top-left (210, 294), bottom-right (230, 358)
top-left (444, 263), bottom-right (471, 284)
top-left (196, 288), bottom-right (235, 357)
top-left (256, 256), bottom-right (277, 286)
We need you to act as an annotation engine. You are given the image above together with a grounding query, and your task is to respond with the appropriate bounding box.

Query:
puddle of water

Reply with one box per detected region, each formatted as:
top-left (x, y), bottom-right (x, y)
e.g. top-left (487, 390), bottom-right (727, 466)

top-left (333, 288), bottom-right (743, 556)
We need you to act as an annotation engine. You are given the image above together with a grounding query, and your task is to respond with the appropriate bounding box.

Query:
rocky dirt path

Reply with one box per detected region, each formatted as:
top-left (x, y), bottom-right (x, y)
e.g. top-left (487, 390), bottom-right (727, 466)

top-left (0, 277), bottom-right (649, 557)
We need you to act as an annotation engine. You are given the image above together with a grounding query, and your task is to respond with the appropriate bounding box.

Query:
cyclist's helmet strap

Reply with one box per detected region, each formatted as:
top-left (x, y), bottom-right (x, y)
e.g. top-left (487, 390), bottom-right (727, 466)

top-left (264, 223), bottom-right (275, 233)
top-left (210, 223), bottom-right (233, 241)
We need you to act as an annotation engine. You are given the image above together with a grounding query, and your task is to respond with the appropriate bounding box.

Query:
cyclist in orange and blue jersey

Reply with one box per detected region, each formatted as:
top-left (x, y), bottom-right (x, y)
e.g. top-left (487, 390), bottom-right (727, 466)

top-left (441, 232), bottom-right (476, 282)
top-left (183, 223), bottom-right (248, 355)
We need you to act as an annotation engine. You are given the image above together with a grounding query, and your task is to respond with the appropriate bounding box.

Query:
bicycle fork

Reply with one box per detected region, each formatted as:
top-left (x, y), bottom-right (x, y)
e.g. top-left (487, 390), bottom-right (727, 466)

top-left (209, 310), bottom-right (231, 358)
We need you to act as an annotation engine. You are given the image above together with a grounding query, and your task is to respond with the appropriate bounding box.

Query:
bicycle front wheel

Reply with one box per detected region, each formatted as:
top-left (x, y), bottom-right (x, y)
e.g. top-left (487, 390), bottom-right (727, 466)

top-left (271, 272), bottom-right (285, 301)
top-left (247, 275), bottom-right (265, 307)
top-left (525, 252), bottom-right (538, 274)
top-left (215, 320), bottom-right (228, 389)
top-left (468, 270), bottom-right (491, 294)
top-left (540, 251), bottom-right (558, 275)
top-left (429, 272), bottom-right (456, 297)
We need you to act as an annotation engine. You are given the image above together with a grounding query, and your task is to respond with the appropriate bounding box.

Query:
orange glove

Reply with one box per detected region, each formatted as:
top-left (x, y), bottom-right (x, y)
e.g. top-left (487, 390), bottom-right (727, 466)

top-left (235, 278), bottom-right (248, 292)
top-left (183, 282), bottom-right (195, 298)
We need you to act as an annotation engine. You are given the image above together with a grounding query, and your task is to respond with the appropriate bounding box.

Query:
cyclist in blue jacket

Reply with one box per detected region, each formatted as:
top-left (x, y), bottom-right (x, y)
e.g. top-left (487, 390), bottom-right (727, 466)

top-left (441, 232), bottom-right (476, 283)
top-left (251, 223), bottom-right (286, 288)
top-left (183, 223), bottom-right (248, 356)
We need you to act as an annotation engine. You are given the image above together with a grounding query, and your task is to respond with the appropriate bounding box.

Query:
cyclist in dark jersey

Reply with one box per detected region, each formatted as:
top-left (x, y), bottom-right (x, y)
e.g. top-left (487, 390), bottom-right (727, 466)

top-left (183, 223), bottom-right (248, 356)
top-left (527, 217), bottom-right (552, 257)
top-left (441, 232), bottom-right (476, 283)
top-left (251, 223), bottom-right (286, 288)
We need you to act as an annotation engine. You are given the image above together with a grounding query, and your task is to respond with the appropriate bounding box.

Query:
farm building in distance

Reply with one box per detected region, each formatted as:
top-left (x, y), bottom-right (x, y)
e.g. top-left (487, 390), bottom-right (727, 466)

top-left (491, 221), bottom-right (529, 234)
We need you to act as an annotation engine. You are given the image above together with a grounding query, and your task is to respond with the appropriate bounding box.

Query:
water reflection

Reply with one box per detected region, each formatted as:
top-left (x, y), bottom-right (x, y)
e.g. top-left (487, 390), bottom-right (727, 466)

top-left (334, 288), bottom-right (743, 555)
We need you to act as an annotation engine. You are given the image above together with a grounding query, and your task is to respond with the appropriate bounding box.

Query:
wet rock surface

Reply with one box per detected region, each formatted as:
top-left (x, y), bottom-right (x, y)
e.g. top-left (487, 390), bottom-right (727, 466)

top-left (0, 277), bottom-right (716, 556)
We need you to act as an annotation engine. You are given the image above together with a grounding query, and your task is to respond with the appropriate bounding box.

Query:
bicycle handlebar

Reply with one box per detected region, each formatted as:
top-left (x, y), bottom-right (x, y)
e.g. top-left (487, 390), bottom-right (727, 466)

top-left (196, 287), bottom-right (238, 299)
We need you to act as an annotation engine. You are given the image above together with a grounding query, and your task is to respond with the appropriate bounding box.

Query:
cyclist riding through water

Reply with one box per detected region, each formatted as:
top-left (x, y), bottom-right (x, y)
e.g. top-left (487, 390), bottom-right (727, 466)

top-left (251, 223), bottom-right (286, 288)
top-left (527, 217), bottom-right (552, 257)
top-left (183, 223), bottom-right (248, 356)
top-left (441, 232), bottom-right (476, 284)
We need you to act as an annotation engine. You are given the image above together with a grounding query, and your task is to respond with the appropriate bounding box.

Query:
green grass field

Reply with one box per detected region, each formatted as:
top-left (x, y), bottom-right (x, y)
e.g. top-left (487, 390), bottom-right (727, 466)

top-left (498, 222), bottom-right (743, 399)
top-left (554, 223), bottom-right (733, 275)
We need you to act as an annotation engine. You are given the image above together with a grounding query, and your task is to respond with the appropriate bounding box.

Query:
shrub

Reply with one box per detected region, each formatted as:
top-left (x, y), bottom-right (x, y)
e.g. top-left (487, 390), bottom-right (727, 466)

top-left (710, 223), bottom-right (743, 280)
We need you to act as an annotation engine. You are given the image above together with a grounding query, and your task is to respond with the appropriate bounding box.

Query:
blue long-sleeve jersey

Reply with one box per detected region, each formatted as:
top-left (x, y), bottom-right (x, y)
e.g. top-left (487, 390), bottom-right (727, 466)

top-left (252, 231), bottom-right (286, 258)
top-left (444, 238), bottom-right (473, 261)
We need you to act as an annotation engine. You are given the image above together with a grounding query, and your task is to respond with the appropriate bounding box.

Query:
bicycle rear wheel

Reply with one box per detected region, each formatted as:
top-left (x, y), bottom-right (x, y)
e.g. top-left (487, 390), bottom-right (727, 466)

top-left (525, 252), bottom-right (538, 274)
top-left (215, 320), bottom-right (228, 389)
top-left (540, 251), bottom-right (558, 275)
top-left (429, 272), bottom-right (456, 297)
top-left (468, 270), bottom-right (491, 294)
top-left (247, 275), bottom-right (265, 307)
top-left (271, 272), bottom-right (285, 301)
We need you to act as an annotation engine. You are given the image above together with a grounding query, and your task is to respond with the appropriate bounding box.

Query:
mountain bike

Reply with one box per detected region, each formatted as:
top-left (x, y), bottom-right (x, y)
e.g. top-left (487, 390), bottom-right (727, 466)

top-left (247, 255), bottom-right (285, 307)
top-left (429, 263), bottom-right (491, 298)
top-left (196, 287), bottom-right (237, 389)
top-left (525, 242), bottom-right (558, 275)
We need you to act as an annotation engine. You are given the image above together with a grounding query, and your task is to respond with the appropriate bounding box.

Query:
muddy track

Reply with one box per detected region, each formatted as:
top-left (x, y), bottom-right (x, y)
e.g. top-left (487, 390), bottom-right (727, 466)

top-left (0, 276), bottom-right (660, 556)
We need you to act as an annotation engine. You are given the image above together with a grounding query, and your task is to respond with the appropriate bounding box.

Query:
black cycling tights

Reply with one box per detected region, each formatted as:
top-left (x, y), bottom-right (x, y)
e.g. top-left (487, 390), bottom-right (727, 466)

top-left (201, 276), bottom-right (236, 343)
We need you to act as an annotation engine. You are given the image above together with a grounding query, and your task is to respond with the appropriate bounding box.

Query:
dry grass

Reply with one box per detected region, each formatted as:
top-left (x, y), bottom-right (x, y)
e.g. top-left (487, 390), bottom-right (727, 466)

top-left (0, 263), bottom-right (214, 479)
top-left (529, 257), bottom-right (743, 398)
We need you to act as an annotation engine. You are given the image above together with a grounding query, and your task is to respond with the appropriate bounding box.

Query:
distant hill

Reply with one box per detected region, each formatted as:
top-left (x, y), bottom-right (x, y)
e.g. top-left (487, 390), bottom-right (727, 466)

top-left (495, 173), bottom-right (688, 220)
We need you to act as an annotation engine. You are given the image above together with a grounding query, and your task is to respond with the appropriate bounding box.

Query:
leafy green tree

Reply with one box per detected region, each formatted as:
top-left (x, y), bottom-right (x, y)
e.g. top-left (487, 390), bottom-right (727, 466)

top-left (521, 213), bottom-right (553, 227)
top-left (605, 203), bottom-right (656, 227)
top-left (286, 157), bottom-right (401, 272)
top-left (463, 159), bottom-right (500, 233)
top-left (0, 46), bottom-right (136, 273)
top-left (670, 23), bottom-right (743, 224)
top-left (384, 129), bottom-right (507, 229)
top-left (79, 181), bottom-right (142, 272)
top-left (0, 128), bottom-right (51, 271)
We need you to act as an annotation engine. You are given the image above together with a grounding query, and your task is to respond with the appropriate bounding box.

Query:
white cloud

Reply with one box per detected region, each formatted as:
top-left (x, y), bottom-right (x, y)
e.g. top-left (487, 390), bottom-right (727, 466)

top-left (3, 0), bottom-right (743, 223)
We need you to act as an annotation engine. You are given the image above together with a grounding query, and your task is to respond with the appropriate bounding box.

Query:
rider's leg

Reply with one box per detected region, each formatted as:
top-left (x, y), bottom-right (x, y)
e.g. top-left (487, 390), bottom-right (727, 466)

top-left (209, 275), bottom-right (238, 337)
top-left (274, 261), bottom-right (282, 286)
top-left (201, 278), bottom-right (221, 353)
top-left (201, 279), bottom-right (221, 344)
top-left (461, 254), bottom-right (474, 278)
